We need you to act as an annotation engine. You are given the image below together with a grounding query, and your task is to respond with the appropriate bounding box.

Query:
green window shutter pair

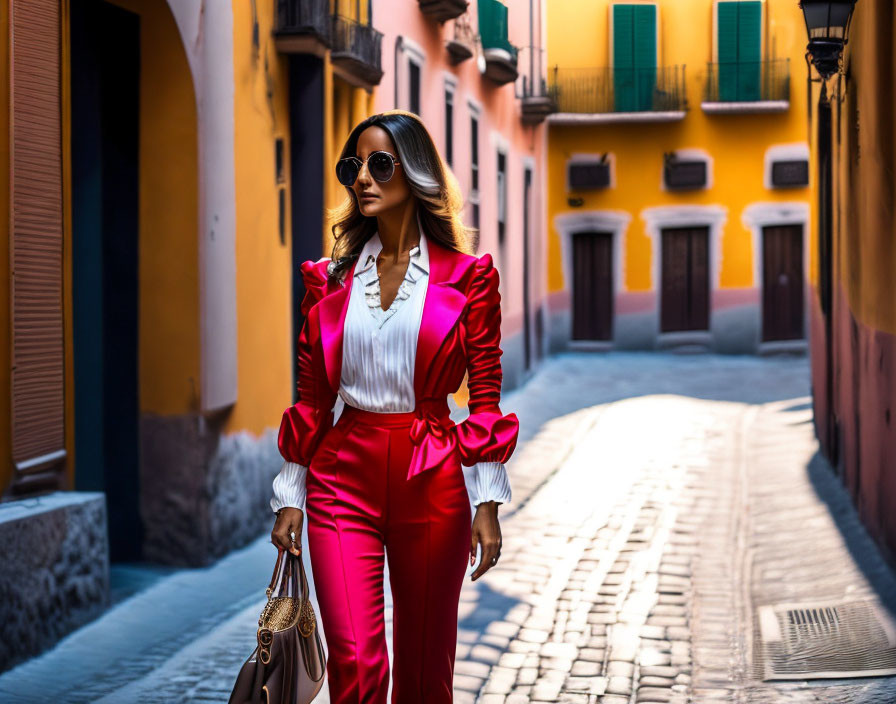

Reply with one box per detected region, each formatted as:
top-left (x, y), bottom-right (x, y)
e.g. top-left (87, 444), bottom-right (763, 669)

top-left (717, 1), bottom-right (761, 101)
top-left (478, 0), bottom-right (516, 57)
top-left (613, 3), bottom-right (657, 111)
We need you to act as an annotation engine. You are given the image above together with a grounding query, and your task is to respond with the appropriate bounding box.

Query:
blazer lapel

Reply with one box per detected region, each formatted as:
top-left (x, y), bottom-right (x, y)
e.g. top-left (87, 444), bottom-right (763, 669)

top-left (413, 237), bottom-right (468, 398)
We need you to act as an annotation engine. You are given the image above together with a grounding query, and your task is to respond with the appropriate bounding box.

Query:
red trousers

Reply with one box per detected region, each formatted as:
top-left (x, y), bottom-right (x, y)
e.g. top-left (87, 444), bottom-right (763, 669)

top-left (304, 401), bottom-right (473, 703)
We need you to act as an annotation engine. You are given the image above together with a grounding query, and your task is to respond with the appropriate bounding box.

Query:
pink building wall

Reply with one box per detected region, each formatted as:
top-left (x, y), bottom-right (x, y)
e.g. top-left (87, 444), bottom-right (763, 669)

top-left (371, 0), bottom-right (549, 389)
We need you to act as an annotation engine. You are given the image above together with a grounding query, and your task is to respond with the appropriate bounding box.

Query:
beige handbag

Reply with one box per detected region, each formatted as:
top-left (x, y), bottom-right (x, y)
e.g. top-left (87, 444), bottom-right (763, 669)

top-left (229, 546), bottom-right (326, 703)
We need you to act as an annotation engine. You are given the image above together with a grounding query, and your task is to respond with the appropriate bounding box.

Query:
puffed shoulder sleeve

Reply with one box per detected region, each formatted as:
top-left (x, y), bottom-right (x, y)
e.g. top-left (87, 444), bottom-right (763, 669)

top-left (276, 258), bottom-right (337, 472)
top-left (299, 257), bottom-right (331, 316)
top-left (455, 253), bottom-right (520, 469)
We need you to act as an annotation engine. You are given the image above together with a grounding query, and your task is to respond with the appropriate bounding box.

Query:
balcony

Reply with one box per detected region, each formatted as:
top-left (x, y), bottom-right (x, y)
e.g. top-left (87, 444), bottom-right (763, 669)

top-left (273, 0), bottom-right (331, 56)
top-left (445, 12), bottom-right (475, 65)
top-left (546, 65), bottom-right (688, 125)
top-left (702, 58), bottom-right (790, 114)
top-left (418, 0), bottom-right (468, 23)
top-left (330, 14), bottom-right (384, 89)
top-left (478, 0), bottom-right (518, 85)
top-left (516, 46), bottom-right (556, 125)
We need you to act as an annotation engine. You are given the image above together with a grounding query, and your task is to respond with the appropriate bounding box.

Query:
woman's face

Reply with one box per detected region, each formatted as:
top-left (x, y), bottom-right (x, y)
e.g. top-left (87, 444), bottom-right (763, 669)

top-left (351, 126), bottom-right (411, 216)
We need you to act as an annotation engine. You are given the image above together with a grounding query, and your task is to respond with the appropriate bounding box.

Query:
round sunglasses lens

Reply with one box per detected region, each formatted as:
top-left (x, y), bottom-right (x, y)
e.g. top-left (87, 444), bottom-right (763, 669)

top-left (336, 159), bottom-right (358, 186)
top-left (369, 153), bottom-right (395, 182)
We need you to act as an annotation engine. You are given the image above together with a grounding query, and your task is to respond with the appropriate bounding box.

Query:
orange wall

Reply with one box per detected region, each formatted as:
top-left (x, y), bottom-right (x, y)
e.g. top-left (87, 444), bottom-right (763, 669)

top-left (225, 0), bottom-right (296, 436)
top-left (104, 0), bottom-right (201, 415)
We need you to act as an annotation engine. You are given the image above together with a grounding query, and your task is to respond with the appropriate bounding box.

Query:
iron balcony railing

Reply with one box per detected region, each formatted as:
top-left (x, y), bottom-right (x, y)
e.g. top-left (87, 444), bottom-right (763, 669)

top-left (330, 13), bottom-right (383, 77)
top-left (274, 0), bottom-right (331, 42)
top-left (517, 46), bottom-right (551, 99)
top-left (703, 58), bottom-right (790, 103)
top-left (547, 65), bottom-right (688, 115)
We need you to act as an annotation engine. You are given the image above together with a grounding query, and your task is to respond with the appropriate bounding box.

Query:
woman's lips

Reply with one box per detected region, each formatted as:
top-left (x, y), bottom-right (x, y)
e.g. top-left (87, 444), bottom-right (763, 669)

top-left (360, 194), bottom-right (379, 201)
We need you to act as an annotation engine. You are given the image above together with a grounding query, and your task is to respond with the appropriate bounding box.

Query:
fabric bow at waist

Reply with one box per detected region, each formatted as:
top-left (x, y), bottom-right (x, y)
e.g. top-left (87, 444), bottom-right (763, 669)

top-left (407, 397), bottom-right (458, 480)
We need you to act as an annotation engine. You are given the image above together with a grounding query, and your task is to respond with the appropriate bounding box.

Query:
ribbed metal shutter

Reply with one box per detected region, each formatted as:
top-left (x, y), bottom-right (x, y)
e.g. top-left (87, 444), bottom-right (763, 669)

top-left (9, 0), bottom-right (66, 493)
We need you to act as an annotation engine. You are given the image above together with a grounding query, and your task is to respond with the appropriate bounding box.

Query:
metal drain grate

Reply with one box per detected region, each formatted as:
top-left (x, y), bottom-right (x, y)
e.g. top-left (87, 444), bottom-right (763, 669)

top-left (756, 598), bottom-right (896, 681)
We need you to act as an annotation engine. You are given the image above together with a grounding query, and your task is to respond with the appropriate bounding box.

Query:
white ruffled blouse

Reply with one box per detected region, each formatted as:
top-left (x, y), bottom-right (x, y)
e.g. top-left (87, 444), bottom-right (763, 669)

top-left (270, 222), bottom-right (512, 513)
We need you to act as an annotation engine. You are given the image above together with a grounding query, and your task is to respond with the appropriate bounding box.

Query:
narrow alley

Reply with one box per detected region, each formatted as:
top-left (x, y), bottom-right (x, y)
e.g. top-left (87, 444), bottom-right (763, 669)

top-left (2, 352), bottom-right (894, 703)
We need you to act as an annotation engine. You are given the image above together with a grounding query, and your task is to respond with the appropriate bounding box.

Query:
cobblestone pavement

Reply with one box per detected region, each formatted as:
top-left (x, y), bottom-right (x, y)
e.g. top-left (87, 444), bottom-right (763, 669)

top-left (3, 352), bottom-right (895, 703)
top-left (459, 392), bottom-right (896, 704)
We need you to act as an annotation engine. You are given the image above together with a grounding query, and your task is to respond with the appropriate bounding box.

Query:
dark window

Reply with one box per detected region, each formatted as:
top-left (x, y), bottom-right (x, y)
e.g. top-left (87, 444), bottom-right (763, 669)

top-left (275, 137), bottom-right (285, 183)
top-left (471, 114), bottom-right (479, 191)
top-left (664, 160), bottom-right (707, 190)
top-left (569, 161), bottom-right (610, 190)
top-left (409, 59), bottom-right (420, 115)
top-left (771, 159), bottom-right (809, 187)
top-left (445, 89), bottom-right (454, 167)
top-left (497, 150), bottom-right (506, 247)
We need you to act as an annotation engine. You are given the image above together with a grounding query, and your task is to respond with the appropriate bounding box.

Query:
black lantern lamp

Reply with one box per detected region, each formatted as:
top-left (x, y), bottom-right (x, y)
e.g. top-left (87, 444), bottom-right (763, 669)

top-left (799, 1), bottom-right (858, 79)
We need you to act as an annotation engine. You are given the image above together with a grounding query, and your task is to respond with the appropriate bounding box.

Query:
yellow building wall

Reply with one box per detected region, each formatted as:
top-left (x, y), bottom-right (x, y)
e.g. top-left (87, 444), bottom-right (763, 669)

top-left (830, 3), bottom-right (896, 334)
top-left (225, 0), bottom-right (294, 435)
top-left (546, 0), bottom-right (811, 295)
top-left (227, 0), bottom-right (373, 437)
top-left (98, 0), bottom-right (201, 417)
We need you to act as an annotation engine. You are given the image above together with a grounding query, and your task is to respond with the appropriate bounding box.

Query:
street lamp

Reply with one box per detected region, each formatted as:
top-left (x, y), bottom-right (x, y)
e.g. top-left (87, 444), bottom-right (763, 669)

top-left (799, 1), bottom-right (858, 79)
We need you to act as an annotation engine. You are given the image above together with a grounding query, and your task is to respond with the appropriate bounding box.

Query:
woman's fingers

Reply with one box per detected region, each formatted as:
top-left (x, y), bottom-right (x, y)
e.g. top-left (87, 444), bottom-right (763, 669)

top-left (271, 508), bottom-right (303, 556)
top-left (471, 537), bottom-right (501, 581)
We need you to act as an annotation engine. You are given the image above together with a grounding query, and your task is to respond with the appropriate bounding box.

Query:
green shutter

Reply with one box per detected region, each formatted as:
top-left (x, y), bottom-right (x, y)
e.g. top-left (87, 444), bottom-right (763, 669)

top-left (613, 3), bottom-right (656, 111)
top-left (717, 1), bottom-right (739, 101)
top-left (717, 1), bottom-right (761, 101)
top-left (613, 4), bottom-right (635, 111)
top-left (633, 5), bottom-right (656, 110)
top-left (737, 1), bottom-right (761, 100)
top-left (478, 0), bottom-right (515, 56)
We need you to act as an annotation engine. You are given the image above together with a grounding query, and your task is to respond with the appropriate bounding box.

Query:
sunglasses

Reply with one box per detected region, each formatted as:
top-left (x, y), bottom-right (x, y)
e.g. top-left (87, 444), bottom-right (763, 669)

top-left (336, 150), bottom-right (401, 187)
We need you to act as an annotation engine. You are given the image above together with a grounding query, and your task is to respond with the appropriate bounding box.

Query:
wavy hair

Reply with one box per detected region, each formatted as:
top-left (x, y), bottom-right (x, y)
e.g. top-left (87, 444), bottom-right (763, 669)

top-left (325, 110), bottom-right (476, 281)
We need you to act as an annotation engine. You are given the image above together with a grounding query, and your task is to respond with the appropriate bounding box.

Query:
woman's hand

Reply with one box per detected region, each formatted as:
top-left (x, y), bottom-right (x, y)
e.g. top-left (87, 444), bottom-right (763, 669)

top-left (272, 507), bottom-right (304, 556)
top-left (470, 501), bottom-right (502, 581)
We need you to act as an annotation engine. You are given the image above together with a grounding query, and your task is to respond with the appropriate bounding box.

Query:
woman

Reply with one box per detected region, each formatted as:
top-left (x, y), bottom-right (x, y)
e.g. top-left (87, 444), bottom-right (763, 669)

top-left (269, 110), bottom-right (519, 703)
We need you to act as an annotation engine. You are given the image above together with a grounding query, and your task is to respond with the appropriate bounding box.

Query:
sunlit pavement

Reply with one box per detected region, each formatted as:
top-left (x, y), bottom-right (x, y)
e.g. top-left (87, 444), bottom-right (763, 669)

top-left (2, 352), bottom-right (894, 703)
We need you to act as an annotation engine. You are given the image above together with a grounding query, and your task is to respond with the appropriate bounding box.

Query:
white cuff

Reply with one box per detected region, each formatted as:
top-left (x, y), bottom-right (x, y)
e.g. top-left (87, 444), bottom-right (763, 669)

top-left (270, 460), bottom-right (308, 513)
top-left (469, 461), bottom-right (511, 506)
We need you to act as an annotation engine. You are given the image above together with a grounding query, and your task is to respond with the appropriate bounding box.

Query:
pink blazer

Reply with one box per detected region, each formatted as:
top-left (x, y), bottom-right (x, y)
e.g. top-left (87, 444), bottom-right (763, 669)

top-left (277, 234), bottom-right (520, 482)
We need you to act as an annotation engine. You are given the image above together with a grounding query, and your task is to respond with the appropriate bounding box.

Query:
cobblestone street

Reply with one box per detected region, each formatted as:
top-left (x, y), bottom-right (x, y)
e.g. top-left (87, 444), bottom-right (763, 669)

top-left (2, 352), bottom-right (895, 703)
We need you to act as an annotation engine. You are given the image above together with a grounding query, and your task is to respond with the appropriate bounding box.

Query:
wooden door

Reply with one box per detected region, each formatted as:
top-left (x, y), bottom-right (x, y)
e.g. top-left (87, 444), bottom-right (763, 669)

top-left (661, 226), bottom-right (709, 332)
top-left (762, 225), bottom-right (804, 341)
top-left (572, 232), bottom-right (613, 341)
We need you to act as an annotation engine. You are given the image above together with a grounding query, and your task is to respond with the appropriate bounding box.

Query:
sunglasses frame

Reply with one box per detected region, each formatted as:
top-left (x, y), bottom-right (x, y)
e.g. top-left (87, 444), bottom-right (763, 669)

top-left (336, 150), bottom-right (401, 187)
